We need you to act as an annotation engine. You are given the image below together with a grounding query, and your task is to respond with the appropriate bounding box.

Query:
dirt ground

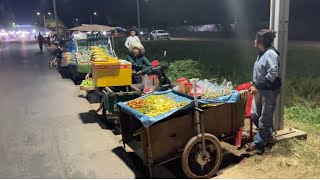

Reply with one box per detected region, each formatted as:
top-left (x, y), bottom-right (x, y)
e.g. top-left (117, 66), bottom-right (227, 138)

top-left (215, 120), bottom-right (320, 179)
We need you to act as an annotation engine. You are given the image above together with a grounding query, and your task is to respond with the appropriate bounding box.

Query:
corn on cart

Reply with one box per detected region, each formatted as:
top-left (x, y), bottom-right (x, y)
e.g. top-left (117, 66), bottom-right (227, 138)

top-left (117, 88), bottom-right (248, 178)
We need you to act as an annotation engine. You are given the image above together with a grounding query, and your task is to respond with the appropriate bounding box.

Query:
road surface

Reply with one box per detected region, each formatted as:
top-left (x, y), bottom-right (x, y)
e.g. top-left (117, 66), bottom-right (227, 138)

top-left (0, 41), bottom-right (140, 178)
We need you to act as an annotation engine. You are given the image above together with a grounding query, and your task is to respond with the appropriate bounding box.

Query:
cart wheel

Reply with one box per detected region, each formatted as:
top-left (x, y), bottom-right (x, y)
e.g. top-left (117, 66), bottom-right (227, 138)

top-left (182, 133), bottom-right (223, 179)
top-left (49, 58), bottom-right (59, 69)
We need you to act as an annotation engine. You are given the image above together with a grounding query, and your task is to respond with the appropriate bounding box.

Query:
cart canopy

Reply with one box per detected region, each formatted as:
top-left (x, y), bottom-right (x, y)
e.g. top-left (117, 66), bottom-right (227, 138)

top-left (69, 24), bottom-right (116, 32)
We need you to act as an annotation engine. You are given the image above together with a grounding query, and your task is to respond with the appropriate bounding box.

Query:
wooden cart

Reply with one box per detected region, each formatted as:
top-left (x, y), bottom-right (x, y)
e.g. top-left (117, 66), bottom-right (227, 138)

top-left (118, 90), bottom-right (249, 178)
top-left (100, 85), bottom-right (142, 132)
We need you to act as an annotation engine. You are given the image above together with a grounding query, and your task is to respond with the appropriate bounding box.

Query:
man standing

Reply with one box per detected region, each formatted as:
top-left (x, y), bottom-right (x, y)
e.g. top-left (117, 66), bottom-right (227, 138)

top-left (37, 32), bottom-right (44, 52)
top-left (124, 30), bottom-right (141, 49)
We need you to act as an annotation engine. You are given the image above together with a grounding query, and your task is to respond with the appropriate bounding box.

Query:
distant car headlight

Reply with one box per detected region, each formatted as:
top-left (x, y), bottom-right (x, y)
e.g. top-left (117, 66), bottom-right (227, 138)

top-left (140, 32), bottom-right (143, 35)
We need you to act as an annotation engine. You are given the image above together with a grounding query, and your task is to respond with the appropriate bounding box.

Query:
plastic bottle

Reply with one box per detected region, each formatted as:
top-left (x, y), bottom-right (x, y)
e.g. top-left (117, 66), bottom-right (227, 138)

top-left (177, 77), bottom-right (187, 93)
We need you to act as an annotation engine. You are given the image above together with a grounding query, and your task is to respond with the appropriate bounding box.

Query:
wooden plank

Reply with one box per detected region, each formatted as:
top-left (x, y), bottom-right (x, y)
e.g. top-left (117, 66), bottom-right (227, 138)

top-left (125, 140), bottom-right (176, 178)
top-left (126, 140), bottom-right (145, 160)
top-left (275, 128), bottom-right (307, 141)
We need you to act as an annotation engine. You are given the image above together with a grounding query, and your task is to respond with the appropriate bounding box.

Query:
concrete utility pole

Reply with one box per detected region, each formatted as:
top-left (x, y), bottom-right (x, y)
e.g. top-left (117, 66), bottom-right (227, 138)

top-left (53, 0), bottom-right (58, 33)
top-left (43, 15), bottom-right (47, 33)
top-left (137, 0), bottom-right (141, 29)
top-left (269, 0), bottom-right (290, 131)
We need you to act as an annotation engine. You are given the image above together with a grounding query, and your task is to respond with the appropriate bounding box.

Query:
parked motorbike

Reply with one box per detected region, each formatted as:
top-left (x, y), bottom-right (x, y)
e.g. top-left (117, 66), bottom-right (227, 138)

top-left (49, 42), bottom-right (63, 69)
top-left (132, 60), bottom-right (173, 92)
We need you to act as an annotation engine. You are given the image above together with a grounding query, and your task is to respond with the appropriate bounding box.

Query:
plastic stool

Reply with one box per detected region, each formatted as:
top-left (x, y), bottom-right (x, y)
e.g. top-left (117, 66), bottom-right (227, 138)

top-left (235, 83), bottom-right (254, 148)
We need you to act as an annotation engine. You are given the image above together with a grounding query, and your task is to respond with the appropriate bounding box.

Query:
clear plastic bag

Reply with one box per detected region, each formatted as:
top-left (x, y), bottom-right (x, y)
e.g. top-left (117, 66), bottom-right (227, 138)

top-left (197, 79), bottom-right (233, 99)
top-left (142, 74), bottom-right (153, 94)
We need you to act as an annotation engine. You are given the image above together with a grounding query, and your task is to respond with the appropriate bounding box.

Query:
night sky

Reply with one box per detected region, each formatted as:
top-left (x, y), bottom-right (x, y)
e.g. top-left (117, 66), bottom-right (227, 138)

top-left (1, 0), bottom-right (320, 39)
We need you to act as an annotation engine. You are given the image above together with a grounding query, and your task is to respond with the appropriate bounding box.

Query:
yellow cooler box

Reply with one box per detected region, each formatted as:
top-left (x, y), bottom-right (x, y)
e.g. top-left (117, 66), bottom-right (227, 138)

top-left (92, 60), bottom-right (132, 87)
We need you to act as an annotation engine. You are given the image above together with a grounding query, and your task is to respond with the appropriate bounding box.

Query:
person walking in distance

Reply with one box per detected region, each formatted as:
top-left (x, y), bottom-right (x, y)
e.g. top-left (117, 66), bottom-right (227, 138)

top-left (37, 32), bottom-right (45, 53)
top-left (124, 29), bottom-right (141, 49)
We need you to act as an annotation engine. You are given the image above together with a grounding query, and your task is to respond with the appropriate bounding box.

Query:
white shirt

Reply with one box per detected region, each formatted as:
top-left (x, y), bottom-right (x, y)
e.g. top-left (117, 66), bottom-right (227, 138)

top-left (125, 36), bottom-right (141, 48)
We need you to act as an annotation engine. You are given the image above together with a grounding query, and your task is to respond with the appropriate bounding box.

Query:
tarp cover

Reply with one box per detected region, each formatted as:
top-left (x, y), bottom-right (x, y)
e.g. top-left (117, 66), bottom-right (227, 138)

top-left (69, 24), bottom-right (116, 32)
top-left (117, 90), bottom-right (194, 128)
top-left (198, 90), bottom-right (240, 104)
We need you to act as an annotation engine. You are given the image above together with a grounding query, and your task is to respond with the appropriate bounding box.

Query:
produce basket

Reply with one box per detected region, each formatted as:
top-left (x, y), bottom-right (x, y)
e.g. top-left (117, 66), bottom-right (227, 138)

top-left (102, 85), bottom-right (141, 115)
top-left (80, 78), bottom-right (95, 91)
top-left (92, 60), bottom-right (132, 87)
top-left (80, 86), bottom-right (95, 91)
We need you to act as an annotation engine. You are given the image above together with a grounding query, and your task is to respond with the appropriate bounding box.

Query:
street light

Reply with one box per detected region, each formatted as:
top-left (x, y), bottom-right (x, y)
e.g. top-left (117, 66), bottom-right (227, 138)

top-left (48, 12), bottom-right (51, 15)
top-left (89, 11), bottom-right (98, 24)
top-left (136, 0), bottom-right (141, 29)
top-left (53, 0), bottom-right (59, 33)
top-left (37, 12), bottom-right (47, 34)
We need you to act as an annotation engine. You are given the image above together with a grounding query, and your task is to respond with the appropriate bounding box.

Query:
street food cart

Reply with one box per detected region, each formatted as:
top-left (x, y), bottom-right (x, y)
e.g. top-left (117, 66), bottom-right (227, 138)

top-left (117, 88), bottom-right (248, 178)
top-left (67, 25), bottom-right (116, 83)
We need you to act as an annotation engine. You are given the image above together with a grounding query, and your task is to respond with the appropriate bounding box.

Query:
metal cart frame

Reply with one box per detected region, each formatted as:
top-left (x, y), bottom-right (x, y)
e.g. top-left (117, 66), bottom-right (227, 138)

top-left (118, 90), bottom-right (249, 178)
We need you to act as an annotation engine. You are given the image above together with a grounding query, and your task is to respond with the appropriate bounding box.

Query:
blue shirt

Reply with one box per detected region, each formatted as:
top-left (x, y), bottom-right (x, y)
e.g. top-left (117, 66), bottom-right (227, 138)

top-left (253, 48), bottom-right (280, 89)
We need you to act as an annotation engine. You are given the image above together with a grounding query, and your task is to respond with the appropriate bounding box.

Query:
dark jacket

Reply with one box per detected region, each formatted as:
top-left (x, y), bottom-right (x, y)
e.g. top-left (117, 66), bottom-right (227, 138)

top-left (37, 35), bottom-right (44, 45)
top-left (126, 54), bottom-right (152, 75)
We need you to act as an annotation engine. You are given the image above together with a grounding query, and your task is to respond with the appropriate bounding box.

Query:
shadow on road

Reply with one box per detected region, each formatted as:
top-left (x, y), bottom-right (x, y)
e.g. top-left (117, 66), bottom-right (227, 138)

top-left (34, 51), bottom-right (45, 55)
top-left (58, 67), bottom-right (71, 79)
top-left (78, 110), bottom-right (121, 135)
top-left (79, 110), bottom-right (108, 130)
top-left (112, 147), bottom-right (147, 178)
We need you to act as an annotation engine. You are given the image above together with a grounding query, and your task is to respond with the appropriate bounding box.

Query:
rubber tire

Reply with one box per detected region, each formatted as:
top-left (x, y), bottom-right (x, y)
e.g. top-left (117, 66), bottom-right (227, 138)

top-left (182, 133), bottom-right (223, 179)
top-left (49, 58), bottom-right (59, 69)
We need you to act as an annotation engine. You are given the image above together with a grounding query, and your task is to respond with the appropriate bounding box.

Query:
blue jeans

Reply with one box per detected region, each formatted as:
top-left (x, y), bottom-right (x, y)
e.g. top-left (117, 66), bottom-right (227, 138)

top-left (251, 89), bottom-right (280, 147)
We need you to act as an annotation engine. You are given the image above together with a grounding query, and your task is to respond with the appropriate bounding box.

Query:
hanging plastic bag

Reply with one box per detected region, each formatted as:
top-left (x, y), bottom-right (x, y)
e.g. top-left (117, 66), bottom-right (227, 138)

top-left (142, 74), bottom-right (153, 94)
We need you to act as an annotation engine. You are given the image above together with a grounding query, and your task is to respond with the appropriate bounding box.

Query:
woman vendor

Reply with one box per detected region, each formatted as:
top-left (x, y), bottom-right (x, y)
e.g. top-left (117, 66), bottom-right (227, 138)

top-left (127, 42), bottom-right (152, 83)
top-left (246, 29), bottom-right (282, 153)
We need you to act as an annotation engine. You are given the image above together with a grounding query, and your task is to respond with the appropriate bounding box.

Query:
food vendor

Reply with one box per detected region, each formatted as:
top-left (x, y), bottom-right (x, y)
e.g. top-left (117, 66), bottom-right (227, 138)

top-left (246, 29), bottom-right (282, 153)
top-left (127, 42), bottom-right (152, 83)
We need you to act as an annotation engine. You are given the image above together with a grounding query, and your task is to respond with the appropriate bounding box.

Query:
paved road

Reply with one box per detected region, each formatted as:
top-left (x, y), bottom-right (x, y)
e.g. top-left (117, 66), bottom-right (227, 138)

top-left (0, 41), bottom-right (139, 178)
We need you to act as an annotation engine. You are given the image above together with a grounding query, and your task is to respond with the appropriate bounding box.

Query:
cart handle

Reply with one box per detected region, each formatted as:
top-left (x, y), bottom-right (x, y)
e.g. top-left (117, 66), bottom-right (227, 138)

top-left (194, 107), bottom-right (203, 112)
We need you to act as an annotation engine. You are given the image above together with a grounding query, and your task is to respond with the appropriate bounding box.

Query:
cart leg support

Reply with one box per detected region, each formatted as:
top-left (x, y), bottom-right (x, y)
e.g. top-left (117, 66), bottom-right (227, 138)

top-left (235, 128), bottom-right (243, 148)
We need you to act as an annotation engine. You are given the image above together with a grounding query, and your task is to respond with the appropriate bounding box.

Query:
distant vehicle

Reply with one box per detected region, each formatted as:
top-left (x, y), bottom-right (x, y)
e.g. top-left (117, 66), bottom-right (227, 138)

top-left (139, 31), bottom-right (150, 40)
top-left (149, 30), bottom-right (171, 40)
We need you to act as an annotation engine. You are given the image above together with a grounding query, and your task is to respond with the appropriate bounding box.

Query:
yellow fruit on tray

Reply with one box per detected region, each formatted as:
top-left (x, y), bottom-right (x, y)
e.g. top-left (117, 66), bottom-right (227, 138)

top-left (108, 57), bottom-right (118, 62)
top-left (127, 95), bottom-right (188, 117)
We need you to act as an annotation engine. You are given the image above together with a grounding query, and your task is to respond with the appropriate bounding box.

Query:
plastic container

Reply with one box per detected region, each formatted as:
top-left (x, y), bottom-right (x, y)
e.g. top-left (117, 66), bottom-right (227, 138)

top-left (184, 82), bottom-right (193, 94)
top-left (92, 60), bottom-right (132, 87)
top-left (189, 86), bottom-right (202, 97)
top-left (177, 77), bottom-right (188, 93)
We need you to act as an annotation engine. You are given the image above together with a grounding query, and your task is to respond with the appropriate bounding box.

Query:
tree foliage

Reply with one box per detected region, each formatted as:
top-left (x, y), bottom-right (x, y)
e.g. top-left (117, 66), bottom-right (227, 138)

top-left (46, 18), bottom-right (67, 33)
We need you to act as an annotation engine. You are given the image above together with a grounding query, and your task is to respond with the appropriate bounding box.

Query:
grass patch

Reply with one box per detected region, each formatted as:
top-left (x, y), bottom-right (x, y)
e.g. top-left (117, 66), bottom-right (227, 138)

top-left (285, 102), bottom-right (320, 126)
top-left (114, 39), bottom-right (320, 82)
top-left (164, 59), bottom-right (203, 81)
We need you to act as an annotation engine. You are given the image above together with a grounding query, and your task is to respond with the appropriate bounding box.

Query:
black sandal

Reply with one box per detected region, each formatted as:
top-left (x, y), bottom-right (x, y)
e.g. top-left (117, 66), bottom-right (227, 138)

top-left (244, 142), bottom-right (265, 155)
top-left (244, 142), bottom-right (257, 152)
